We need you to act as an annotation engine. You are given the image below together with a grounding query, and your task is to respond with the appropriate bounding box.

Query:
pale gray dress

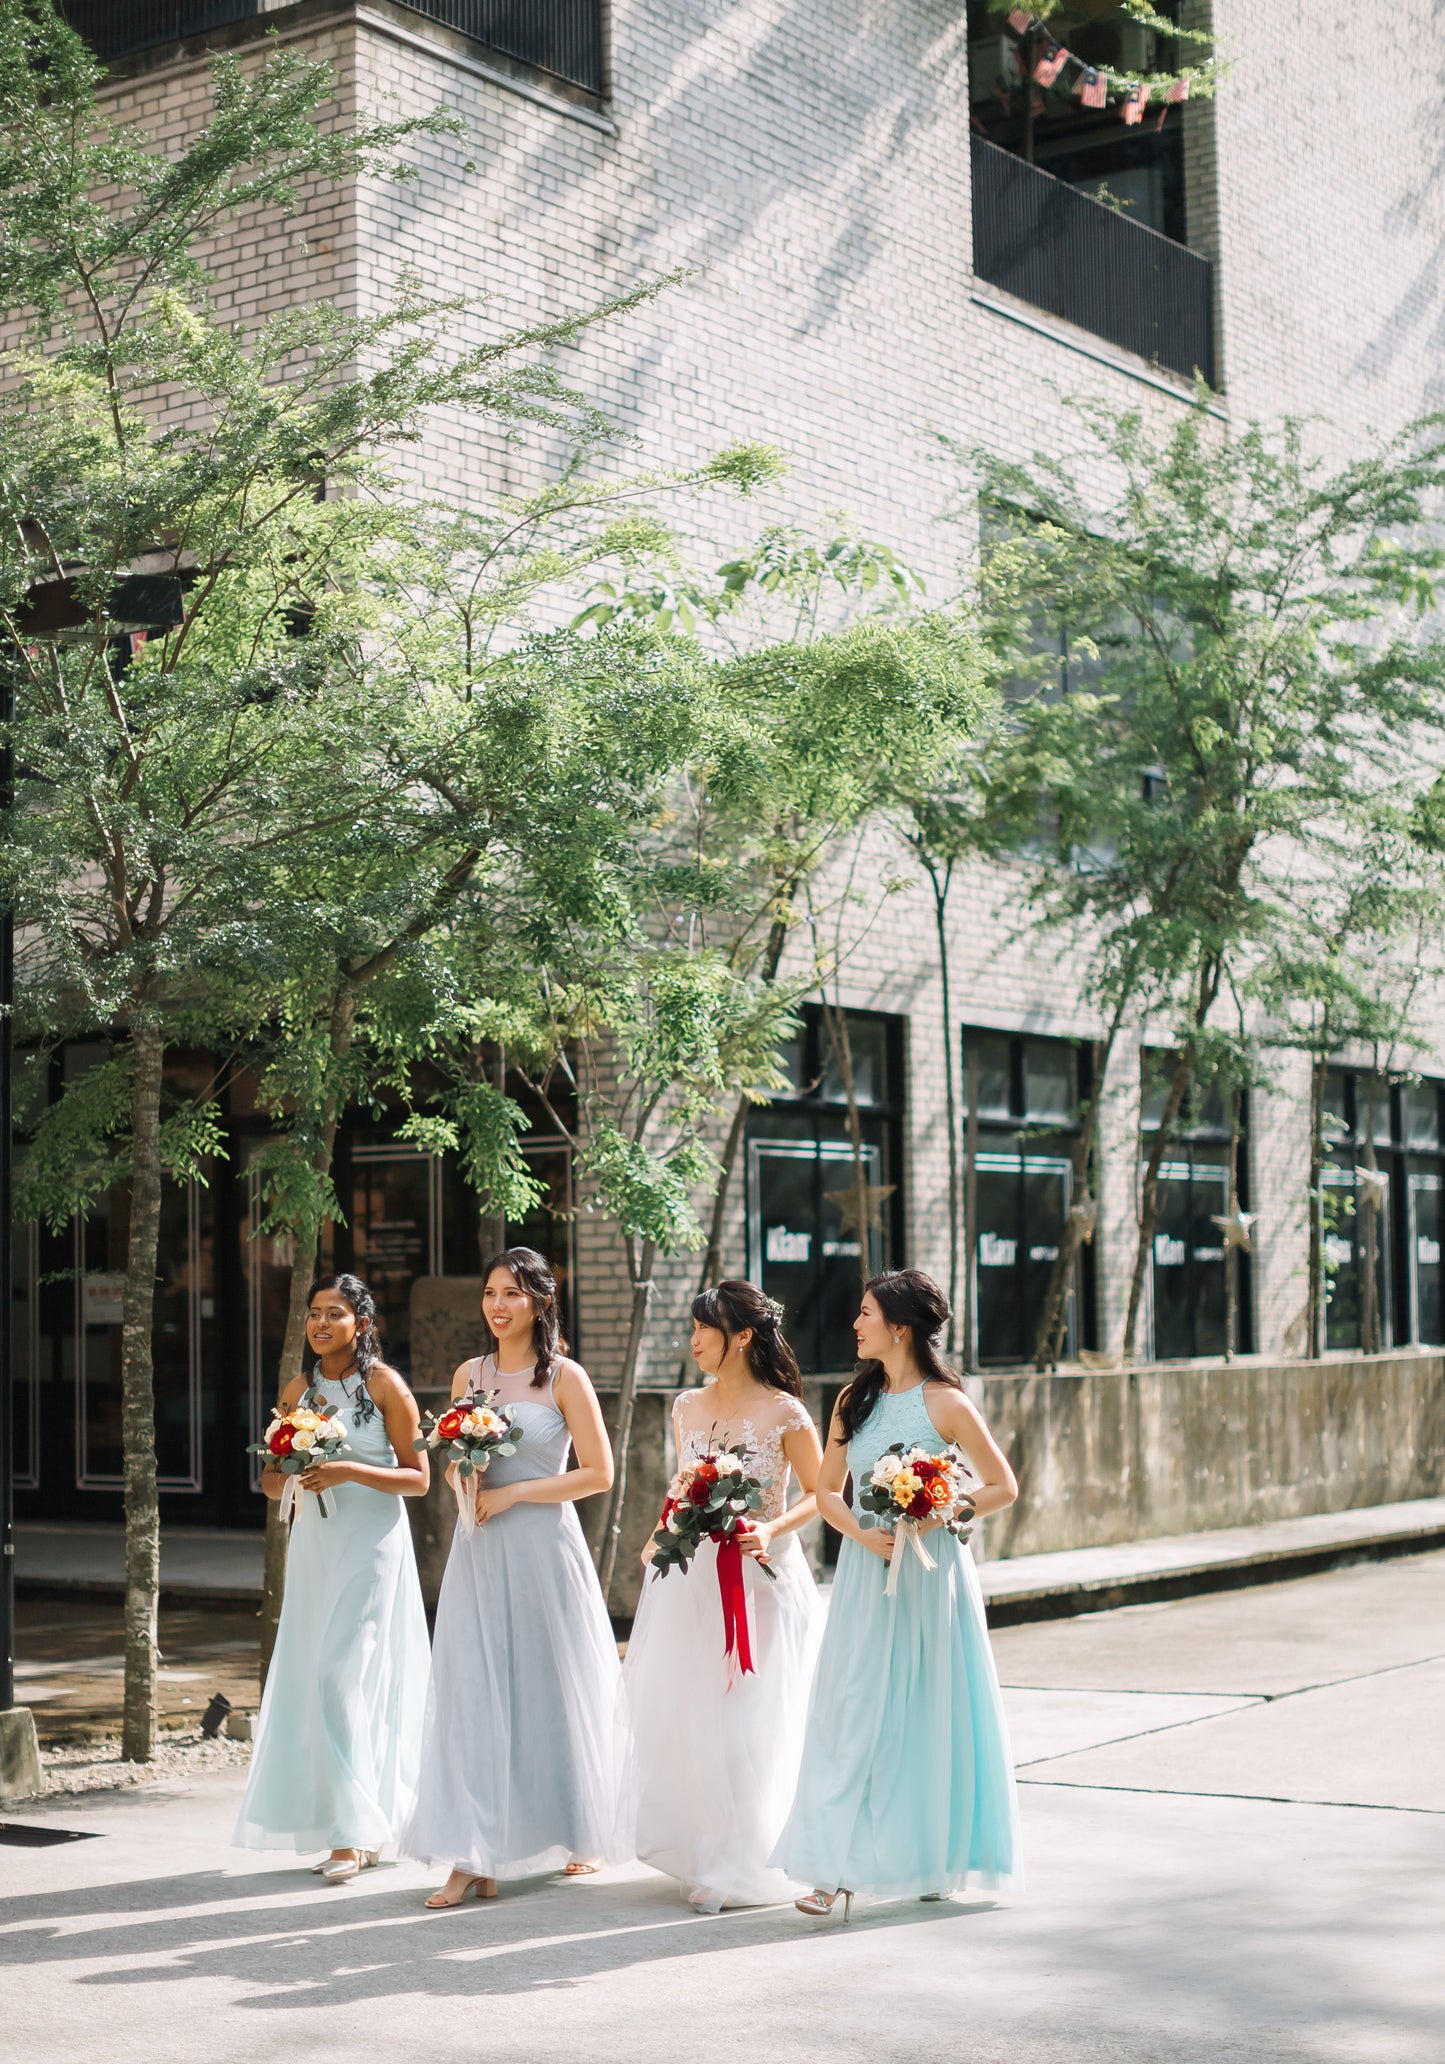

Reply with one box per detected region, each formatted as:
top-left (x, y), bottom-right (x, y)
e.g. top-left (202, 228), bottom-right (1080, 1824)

top-left (400, 1355), bottom-right (623, 1878)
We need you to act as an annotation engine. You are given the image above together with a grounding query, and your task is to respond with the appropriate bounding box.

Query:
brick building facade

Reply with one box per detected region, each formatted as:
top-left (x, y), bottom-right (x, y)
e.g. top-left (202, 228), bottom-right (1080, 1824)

top-left (20, 1), bottom-right (1445, 1556)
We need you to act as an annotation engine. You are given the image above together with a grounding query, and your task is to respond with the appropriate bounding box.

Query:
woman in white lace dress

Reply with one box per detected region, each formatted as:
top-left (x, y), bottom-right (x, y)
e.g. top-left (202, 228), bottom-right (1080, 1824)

top-left (619, 1281), bottom-right (824, 1912)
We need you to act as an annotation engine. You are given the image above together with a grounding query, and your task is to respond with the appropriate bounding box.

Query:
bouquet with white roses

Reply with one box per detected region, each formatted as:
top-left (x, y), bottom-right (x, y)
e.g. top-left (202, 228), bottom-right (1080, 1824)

top-left (856, 1441), bottom-right (975, 1596)
top-left (248, 1390), bottom-right (352, 1520)
top-left (648, 1441), bottom-right (775, 1678)
top-left (414, 1389), bottom-right (519, 1531)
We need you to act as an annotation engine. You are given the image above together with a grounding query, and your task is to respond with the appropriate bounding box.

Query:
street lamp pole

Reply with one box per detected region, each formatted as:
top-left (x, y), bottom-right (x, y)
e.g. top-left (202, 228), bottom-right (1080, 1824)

top-left (0, 659), bottom-right (39, 1799)
top-left (1, 658), bottom-right (13, 1717)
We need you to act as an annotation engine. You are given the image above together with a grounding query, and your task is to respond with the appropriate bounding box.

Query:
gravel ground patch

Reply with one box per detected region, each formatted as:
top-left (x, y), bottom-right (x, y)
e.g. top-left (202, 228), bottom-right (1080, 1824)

top-left (19, 1732), bottom-right (253, 1801)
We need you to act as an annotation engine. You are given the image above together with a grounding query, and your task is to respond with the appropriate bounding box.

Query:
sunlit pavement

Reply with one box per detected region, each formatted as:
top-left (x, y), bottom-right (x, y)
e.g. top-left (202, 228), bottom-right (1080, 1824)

top-left (4, 1551), bottom-right (1443, 2064)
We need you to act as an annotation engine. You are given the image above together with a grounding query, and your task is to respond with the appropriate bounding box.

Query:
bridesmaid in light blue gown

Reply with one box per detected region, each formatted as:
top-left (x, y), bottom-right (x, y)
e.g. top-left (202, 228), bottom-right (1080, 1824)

top-left (401, 1247), bottom-right (622, 1908)
top-left (234, 1272), bottom-right (431, 1882)
top-left (773, 1269), bottom-right (1022, 1917)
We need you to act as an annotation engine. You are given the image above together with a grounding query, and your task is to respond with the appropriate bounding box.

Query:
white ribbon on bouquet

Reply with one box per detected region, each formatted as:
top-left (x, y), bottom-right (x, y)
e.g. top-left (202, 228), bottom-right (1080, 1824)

top-left (884, 1518), bottom-right (936, 1596)
top-left (279, 1475), bottom-right (336, 1523)
top-left (452, 1468), bottom-right (478, 1533)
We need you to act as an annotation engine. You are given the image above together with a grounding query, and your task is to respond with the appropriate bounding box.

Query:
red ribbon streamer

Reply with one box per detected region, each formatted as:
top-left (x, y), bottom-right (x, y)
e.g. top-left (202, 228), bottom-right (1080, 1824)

top-left (713, 1533), bottom-right (755, 1676)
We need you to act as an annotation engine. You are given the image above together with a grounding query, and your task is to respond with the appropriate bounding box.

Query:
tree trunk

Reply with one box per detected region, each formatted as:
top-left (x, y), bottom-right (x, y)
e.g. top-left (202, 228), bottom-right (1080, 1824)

top-left (1122, 1044), bottom-right (1195, 1362)
top-left (962, 1043), bottom-right (980, 1372)
top-left (694, 909), bottom-right (793, 1299)
top-left (258, 986), bottom-right (355, 1686)
top-left (1359, 1070), bottom-right (1383, 1356)
top-left (1034, 1031), bottom-right (1114, 1371)
top-left (597, 1239), bottom-right (656, 1606)
top-left (815, 995), bottom-right (876, 1291)
top-left (1223, 1082), bottom-right (1241, 1362)
top-left (120, 1019), bottom-right (166, 1764)
top-left (929, 864), bottom-right (961, 1353)
top-left (1306, 1055), bottom-right (1326, 1358)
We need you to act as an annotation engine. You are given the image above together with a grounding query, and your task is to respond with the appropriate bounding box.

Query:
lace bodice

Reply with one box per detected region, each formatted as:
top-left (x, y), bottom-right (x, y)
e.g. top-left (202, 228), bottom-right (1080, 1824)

top-left (671, 1387), bottom-right (816, 1523)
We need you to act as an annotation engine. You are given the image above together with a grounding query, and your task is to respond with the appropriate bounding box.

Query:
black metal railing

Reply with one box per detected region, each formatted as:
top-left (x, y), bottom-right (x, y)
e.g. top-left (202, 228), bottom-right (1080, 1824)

top-left (64, 0), bottom-right (604, 95)
top-left (61, 1), bottom-right (261, 57)
top-left (971, 136), bottom-right (1215, 387)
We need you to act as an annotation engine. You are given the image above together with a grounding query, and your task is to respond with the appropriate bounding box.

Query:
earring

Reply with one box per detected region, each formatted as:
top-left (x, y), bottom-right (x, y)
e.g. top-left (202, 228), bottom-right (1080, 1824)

top-left (893, 1330), bottom-right (903, 1344)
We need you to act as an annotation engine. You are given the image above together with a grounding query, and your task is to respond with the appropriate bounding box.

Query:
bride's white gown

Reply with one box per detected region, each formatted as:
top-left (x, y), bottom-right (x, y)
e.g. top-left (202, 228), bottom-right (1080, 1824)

top-left (619, 1387), bottom-right (824, 1911)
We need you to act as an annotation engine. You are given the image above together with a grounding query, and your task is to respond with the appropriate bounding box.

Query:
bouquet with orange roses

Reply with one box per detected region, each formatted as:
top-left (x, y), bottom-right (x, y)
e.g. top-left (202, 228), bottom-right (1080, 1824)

top-left (248, 1391), bottom-right (352, 1519)
top-left (414, 1390), bottom-right (519, 1531)
top-left (857, 1442), bottom-right (975, 1595)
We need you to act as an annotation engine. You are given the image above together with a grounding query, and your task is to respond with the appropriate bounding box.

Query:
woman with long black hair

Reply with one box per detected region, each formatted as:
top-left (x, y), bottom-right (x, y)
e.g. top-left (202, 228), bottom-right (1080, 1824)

top-left (402, 1246), bottom-right (622, 1908)
top-left (773, 1269), bottom-right (1021, 1919)
top-left (234, 1273), bottom-right (431, 1881)
top-left (619, 1279), bottom-right (825, 1912)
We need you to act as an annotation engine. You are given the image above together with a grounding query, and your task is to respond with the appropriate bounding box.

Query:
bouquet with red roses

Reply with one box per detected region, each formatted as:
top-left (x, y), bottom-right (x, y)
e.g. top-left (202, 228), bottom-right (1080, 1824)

top-left (648, 1443), bottom-right (775, 1676)
top-left (856, 1441), bottom-right (975, 1596)
top-left (414, 1390), bottom-right (519, 1531)
top-left (248, 1392), bottom-right (352, 1519)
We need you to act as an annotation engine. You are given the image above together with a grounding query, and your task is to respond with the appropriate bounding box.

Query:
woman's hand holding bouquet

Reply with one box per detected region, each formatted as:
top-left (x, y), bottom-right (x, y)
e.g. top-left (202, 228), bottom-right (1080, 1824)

top-left (857, 1441), bottom-right (976, 1596)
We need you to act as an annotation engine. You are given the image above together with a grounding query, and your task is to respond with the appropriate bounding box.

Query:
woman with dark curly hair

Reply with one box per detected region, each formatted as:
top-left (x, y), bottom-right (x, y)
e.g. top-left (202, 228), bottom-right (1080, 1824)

top-left (234, 1273), bottom-right (431, 1881)
top-left (619, 1279), bottom-right (825, 1913)
top-left (773, 1268), bottom-right (1021, 1919)
top-left (402, 1247), bottom-right (621, 1908)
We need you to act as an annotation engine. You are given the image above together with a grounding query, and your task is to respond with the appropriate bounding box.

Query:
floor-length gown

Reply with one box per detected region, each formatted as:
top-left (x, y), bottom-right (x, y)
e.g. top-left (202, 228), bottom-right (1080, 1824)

top-left (619, 1389), bottom-right (824, 1911)
top-left (234, 1372), bottom-right (431, 1853)
top-left (401, 1355), bottom-right (622, 1879)
top-left (771, 1382), bottom-right (1021, 1901)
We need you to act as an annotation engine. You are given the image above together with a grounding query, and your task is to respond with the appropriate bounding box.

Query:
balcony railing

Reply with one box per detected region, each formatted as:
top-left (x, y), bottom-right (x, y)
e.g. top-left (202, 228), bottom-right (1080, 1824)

top-left (971, 136), bottom-right (1215, 388)
top-left (64, 0), bottom-right (604, 97)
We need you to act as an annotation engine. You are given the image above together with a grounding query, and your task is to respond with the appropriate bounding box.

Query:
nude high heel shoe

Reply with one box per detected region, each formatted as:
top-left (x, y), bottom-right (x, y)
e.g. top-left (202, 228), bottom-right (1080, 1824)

top-left (425, 1874), bottom-right (498, 1910)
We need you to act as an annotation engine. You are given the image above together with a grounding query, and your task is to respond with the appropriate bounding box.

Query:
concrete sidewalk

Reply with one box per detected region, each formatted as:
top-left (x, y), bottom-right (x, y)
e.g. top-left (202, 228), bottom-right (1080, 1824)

top-left (3, 1550), bottom-right (1442, 2064)
top-left (21, 1496), bottom-right (1445, 1623)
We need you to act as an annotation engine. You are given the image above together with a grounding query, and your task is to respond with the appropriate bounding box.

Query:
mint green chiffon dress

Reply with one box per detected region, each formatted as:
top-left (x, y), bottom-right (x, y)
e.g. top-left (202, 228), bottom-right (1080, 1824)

top-left (771, 1383), bottom-right (1021, 1901)
top-left (234, 1372), bottom-right (431, 1855)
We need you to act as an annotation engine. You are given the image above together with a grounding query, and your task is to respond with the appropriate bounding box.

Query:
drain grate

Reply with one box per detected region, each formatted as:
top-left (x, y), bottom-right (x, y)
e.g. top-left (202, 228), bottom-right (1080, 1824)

top-left (0, 1824), bottom-right (104, 1847)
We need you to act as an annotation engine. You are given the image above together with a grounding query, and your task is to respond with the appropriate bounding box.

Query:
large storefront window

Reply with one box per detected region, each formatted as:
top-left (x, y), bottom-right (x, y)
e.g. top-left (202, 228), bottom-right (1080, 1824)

top-left (1142, 1059), bottom-right (1250, 1361)
top-left (16, 1042), bottom-right (575, 1529)
top-left (1320, 1068), bottom-right (1445, 1350)
top-left (746, 1009), bottom-right (903, 1376)
top-left (964, 1029), bottom-right (1093, 1365)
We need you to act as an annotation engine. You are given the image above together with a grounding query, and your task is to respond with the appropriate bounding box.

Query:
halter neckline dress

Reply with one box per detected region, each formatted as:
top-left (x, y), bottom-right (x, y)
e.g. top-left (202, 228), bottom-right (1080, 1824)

top-left (234, 1369), bottom-right (430, 1853)
top-left (771, 1381), bottom-right (1021, 1902)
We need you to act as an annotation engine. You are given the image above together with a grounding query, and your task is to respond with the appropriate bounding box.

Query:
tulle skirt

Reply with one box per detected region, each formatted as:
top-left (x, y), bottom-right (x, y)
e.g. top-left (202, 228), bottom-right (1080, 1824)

top-left (618, 1532), bottom-right (824, 1910)
top-left (234, 1482), bottom-right (431, 1853)
top-left (771, 1528), bottom-right (1022, 1901)
top-left (401, 1501), bottom-right (623, 1879)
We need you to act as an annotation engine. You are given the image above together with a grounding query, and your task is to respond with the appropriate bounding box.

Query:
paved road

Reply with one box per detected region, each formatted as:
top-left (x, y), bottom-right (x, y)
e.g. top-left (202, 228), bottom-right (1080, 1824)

top-left (3, 1551), bottom-right (1442, 2064)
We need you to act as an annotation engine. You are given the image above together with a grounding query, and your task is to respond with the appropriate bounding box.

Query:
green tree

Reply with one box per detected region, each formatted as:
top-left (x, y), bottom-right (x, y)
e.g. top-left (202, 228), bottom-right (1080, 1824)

top-left (960, 399), bottom-right (1445, 1363)
top-left (0, 7), bottom-right (684, 1757)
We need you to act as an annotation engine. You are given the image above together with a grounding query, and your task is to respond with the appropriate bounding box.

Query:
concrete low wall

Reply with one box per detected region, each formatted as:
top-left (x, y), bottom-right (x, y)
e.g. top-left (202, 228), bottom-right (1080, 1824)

top-left (979, 1351), bottom-right (1445, 1560)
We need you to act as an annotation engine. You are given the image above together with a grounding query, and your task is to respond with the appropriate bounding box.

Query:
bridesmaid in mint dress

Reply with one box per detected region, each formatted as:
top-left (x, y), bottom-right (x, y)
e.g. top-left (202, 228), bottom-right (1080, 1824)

top-left (234, 1273), bottom-right (431, 1881)
top-left (773, 1269), bottom-right (1022, 1916)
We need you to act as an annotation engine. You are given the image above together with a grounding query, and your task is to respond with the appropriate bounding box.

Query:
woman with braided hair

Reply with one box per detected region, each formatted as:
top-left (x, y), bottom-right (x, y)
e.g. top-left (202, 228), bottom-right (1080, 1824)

top-left (618, 1279), bottom-right (825, 1912)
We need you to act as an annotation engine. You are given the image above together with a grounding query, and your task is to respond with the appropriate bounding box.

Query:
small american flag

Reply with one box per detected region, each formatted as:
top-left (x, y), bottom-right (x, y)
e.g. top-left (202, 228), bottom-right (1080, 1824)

top-left (1165, 76), bottom-right (1190, 103)
top-left (1007, 8), bottom-right (1032, 33)
top-left (1121, 82), bottom-right (1151, 124)
top-left (1034, 42), bottom-right (1069, 86)
top-left (1078, 67), bottom-right (1107, 108)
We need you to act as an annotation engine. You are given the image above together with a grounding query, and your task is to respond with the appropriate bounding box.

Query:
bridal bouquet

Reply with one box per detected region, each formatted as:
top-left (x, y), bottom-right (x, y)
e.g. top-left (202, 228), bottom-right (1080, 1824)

top-left (249, 1394), bottom-right (352, 1520)
top-left (650, 1445), bottom-right (775, 1677)
top-left (415, 1391), bottom-right (519, 1531)
top-left (857, 1442), bottom-right (975, 1596)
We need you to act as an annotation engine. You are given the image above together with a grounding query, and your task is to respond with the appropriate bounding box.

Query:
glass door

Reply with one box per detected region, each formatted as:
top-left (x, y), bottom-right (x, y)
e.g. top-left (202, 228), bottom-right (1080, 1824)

top-left (973, 1151), bottom-right (1073, 1364)
top-left (748, 1137), bottom-right (885, 1375)
top-left (1408, 1167), bottom-right (1443, 1345)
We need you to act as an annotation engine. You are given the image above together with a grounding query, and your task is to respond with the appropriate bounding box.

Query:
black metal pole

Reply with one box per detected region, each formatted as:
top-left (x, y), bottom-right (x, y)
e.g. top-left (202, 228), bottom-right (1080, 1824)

top-left (1, 662), bottom-right (13, 1715)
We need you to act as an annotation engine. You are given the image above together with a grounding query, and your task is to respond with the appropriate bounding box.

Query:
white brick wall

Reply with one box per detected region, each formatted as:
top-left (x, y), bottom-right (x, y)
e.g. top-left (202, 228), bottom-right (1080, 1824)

top-left (98, 1), bottom-right (1445, 1375)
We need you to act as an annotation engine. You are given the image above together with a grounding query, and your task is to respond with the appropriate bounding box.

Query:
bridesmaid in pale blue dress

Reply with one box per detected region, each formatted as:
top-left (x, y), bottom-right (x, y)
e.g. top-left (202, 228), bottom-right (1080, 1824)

top-left (401, 1247), bottom-right (621, 1908)
top-left (234, 1272), bottom-right (431, 1882)
top-left (773, 1269), bottom-right (1022, 1917)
